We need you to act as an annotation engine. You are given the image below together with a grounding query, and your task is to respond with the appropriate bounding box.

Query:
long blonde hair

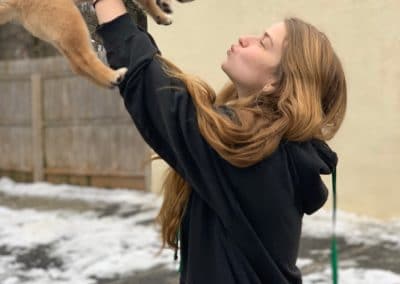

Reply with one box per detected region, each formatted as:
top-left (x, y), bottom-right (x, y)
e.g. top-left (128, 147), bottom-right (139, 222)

top-left (154, 17), bottom-right (347, 250)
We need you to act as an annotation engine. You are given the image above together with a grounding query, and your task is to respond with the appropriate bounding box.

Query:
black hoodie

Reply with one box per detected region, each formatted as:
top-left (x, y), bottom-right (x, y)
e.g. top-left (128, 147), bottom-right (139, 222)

top-left (97, 14), bottom-right (338, 284)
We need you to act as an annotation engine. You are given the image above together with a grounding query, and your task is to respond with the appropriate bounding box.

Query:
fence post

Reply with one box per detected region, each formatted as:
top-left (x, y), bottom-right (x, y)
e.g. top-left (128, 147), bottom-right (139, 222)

top-left (31, 73), bottom-right (44, 181)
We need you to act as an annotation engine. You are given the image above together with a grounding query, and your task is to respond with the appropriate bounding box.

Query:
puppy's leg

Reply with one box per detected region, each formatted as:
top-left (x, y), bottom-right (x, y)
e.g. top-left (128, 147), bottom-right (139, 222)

top-left (55, 28), bottom-right (128, 88)
top-left (58, 39), bottom-right (128, 88)
top-left (136, 0), bottom-right (172, 25)
top-left (23, 1), bottom-right (127, 88)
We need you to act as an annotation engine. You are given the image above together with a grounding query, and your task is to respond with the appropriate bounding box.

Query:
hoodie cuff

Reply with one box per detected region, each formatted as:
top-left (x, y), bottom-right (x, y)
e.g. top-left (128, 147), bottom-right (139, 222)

top-left (96, 13), bottom-right (140, 51)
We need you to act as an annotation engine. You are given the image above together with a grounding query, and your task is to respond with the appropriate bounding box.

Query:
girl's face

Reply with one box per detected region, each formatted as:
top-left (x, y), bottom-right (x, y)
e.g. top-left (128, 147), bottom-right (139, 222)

top-left (221, 22), bottom-right (287, 97)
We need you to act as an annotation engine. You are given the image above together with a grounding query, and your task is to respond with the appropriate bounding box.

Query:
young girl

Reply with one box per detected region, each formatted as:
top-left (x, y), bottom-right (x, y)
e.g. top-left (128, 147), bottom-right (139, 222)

top-left (93, 1), bottom-right (347, 283)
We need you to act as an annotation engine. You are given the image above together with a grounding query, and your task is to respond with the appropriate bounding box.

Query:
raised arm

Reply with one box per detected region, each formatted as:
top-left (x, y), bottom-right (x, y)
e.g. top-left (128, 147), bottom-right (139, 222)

top-left (92, 3), bottom-right (236, 225)
top-left (93, 2), bottom-right (188, 173)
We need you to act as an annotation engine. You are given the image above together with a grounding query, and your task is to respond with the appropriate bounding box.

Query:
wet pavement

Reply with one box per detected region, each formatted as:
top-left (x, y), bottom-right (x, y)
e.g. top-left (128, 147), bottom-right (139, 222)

top-left (0, 179), bottom-right (399, 284)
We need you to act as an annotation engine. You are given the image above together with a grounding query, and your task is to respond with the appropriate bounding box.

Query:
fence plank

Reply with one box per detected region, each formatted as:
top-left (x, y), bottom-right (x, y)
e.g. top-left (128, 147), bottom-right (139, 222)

top-left (31, 73), bottom-right (44, 181)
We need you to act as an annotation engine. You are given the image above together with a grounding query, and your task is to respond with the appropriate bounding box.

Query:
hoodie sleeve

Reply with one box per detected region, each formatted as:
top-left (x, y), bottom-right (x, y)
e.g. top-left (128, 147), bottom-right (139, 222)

top-left (96, 14), bottom-right (201, 174)
top-left (287, 140), bottom-right (338, 215)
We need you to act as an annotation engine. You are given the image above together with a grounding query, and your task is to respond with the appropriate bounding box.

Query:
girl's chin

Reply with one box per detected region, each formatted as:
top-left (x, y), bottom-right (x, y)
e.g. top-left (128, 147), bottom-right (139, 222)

top-left (220, 64), bottom-right (235, 83)
top-left (221, 61), bottom-right (229, 73)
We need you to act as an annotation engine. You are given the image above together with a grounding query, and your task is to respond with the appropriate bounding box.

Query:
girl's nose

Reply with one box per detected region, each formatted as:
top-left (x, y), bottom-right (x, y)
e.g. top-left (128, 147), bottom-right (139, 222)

top-left (239, 36), bottom-right (256, 47)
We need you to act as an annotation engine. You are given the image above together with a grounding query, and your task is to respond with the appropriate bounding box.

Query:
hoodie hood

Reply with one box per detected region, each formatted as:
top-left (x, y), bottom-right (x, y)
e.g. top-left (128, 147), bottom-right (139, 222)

top-left (310, 139), bottom-right (338, 174)
top-left (288, 139), bottom-right (338, 215)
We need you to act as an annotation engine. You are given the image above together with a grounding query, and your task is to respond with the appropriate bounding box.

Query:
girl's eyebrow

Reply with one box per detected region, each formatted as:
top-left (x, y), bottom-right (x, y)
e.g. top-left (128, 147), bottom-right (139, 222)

top-left (263, 31), bottom-right (274, 47)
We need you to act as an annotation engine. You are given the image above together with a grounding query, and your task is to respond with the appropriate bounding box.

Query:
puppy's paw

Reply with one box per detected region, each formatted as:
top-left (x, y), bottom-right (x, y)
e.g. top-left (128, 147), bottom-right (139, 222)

top-left (110, 67), bottom-right (128, 88)
top-left (177, 0), bottom-right (194, 2)
top-left (156, 15), bottom-right (173, 25)
top-left (156, 0), bottom-right (173, 14)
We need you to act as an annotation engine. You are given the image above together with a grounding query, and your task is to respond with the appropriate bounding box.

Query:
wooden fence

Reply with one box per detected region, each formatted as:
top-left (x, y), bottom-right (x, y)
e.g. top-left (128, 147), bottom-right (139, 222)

top-left (0, 56), bottom-right (151, 190)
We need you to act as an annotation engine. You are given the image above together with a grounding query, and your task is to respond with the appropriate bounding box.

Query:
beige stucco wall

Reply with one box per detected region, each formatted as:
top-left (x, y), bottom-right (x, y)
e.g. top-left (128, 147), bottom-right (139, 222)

top-left (148, 0), bottom-right (400, 219)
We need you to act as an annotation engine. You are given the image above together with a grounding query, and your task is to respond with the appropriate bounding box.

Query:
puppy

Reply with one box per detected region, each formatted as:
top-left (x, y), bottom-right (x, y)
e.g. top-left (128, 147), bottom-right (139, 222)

top-left (0, 0), bottom-right (194, 88)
